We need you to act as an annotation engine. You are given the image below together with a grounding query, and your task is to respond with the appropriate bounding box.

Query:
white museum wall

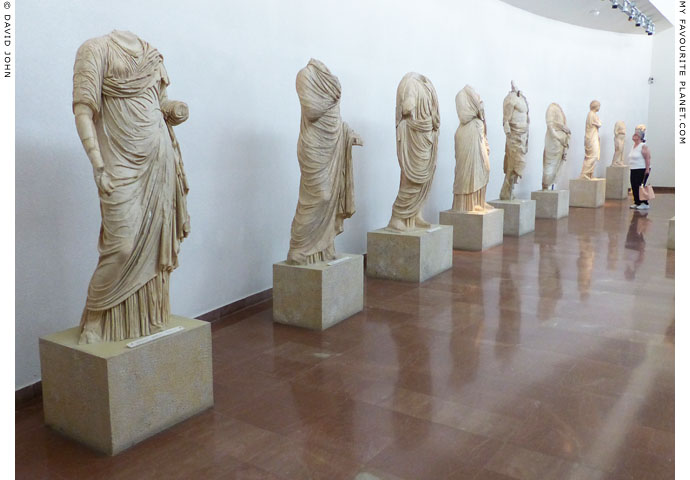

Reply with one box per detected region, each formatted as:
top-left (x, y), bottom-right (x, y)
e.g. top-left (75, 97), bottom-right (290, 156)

top-left (649, 0), bottom-right (675, 26)
top-left (16, 0), bottom-right (658, 389)
top-left (647, 27), bottom-right (675, 187)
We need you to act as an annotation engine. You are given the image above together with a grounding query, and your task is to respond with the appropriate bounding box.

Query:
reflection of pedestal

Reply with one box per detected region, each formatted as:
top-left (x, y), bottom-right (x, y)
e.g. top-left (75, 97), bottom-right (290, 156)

top-left (606, 166), bottom-right (630, 199)
top-left (273, 254), bottom-right (363, 330)
top-left (487, 199), bottom-right (536, 236)
top-left (366, 225), bottom-right (452, 282)
top-left (569, 178), bottom-right (605, 208)
top-left (39, 316), bottom-right (214, 455)
top-left (531, 190), bottom-right (569, 219)
top-left (668, 217), bottom-right (675, 250)
top-left (439, 209), bottom-right (503, 251)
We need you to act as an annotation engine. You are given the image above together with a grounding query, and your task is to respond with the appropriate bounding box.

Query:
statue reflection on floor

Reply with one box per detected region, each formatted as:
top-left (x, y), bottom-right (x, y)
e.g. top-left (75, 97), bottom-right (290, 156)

top-left (577, 235), bottom-right (595, 301)
top-left (496, 249), bottom-right (521, 368)
top-left (537, 243), bottom-right (562, 323)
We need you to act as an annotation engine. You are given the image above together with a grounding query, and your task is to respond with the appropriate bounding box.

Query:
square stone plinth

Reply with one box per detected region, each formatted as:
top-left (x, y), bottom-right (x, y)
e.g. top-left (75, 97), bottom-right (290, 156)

top-left (668, 217), bottom-right (675, 250)
top-left (366, 225), bottom-right (452, 282)
top-left (487, 199), bottom-right (536, 236)
top-left (273, 254), bottom-right (363, 330)
top-left (569, 178), bottom-right (606, 208)
top-left (39, 316), bottom-right (213, 456)
top-left (606, 166), bottom-right (631, 199)
top-left (531, 190), bottom-right (569, 219)
top-left (439, 209), bottom-right (504, 251)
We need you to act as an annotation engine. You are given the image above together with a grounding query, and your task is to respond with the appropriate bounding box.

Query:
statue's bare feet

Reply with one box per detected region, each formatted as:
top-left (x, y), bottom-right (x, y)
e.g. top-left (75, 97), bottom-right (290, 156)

top-left (414, 213), bottom-right (431, 229)
top-left (78, 329), bottom-right (101, 345)
top-left (387, 217), bottom-right (406, 232)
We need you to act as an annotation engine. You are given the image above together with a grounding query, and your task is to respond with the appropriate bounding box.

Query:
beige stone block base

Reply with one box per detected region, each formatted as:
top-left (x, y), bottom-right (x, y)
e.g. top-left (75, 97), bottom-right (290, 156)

top-left (668, 217), bottom-right (675, 250)
top-left (39, 316), bottom-right (213, 456)
top-left (487, 199), bottom-right (536, 236)
top-left (569, 178), bottom-right (606, 208)
top-left (273, 254), bottom-right (363, 330)
top-left (606, 166), bottom-right (631, 199)
top-left (366, 225), bottom-right (452, 282)
top-left (531, 190), bottom-right (569, 219)
top-left (439, 209), bottom-right (504, 251)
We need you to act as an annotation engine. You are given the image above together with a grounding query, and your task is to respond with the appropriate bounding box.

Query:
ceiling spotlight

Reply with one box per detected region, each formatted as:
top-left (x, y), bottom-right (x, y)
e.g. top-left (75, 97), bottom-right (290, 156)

top-left (589, 9), bottom-right (601, 15)
top-left (606, 0), bottom-right (654, 34)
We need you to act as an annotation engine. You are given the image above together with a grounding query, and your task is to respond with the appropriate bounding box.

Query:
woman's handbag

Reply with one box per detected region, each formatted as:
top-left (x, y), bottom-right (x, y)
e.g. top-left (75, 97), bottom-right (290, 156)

top-left (639, 172), bottom-right (655, 201)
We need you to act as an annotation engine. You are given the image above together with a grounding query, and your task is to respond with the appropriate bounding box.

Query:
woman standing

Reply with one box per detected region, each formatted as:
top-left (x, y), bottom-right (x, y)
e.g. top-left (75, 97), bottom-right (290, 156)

top-left (628, 125), bottom-right (652, 210)
top-left (387, 72), bottom-right (439, 231)
top-left (452, 85), bottom-right (493, 212)
top-left (73, 30), bottom-right (191, 344)
top-left (286, 59), bottom-right (363, 265)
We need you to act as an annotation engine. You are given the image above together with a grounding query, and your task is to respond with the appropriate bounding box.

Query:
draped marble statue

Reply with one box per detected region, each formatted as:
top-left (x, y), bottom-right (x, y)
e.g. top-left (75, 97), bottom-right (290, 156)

top-left (542, 103), bottom-right (571, 189)
top-left (452, 85), bottom-right (493, 212)
top-left (73, 30), bottom-right (190, 344)
top-left (580, 100), bottom-right (602, 179)
top-left (500, 81), bottom-right (529, 200)
top-left (387, 72), bottom-right (440, 231)
top-left (286, 59), bottom-right (363, 265)
top-left (611, 120), bottom-right (627, 166)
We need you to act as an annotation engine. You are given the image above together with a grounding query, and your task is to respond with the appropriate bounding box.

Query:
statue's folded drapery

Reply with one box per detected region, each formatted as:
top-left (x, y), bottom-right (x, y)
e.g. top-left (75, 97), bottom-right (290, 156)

top-left (501, 86), bottom-right (529, 198)
top-left (611, 120), bottom-right (626, 166)
top-left (287, 59), bottom-right (356, 265)
top-left (542, 103), bottom-right (570, 189)
top-left (581, 102), bottom-right (602, 178)
top-left (453, 86), bottom-right (491, 212)
top-left (389, 73), bottom-right (439, 228)
top-left (74, 32), bottom-right (189, 343)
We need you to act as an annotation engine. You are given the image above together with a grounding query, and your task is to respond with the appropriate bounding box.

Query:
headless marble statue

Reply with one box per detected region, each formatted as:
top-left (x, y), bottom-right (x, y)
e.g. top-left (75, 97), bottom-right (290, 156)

top-left (611, 121), bottom-right (626, 166)
top-left (387, 72), bottom-right (440, 231)
top-left (500, 81), bottom-right (529, 200)
top-left (542, 103), bottom-right (571, 189)
top-left (452, 85), bottom-right (494, 212)
top-left (580, 100), bottom-right (602, 179)
top-left (73, 30), bottom-right (190, 344)
top-left (286, 59), bottom-right (363, 265)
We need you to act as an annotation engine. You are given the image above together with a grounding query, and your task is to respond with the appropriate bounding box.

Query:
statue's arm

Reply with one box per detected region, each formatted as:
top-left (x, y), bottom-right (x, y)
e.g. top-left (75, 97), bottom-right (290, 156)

top-left (159, 83), bottom-right (189, 126)
top-left (502, 100), bottom-right (513, 135)
top-left (352, 129), bottom-right (364, 147)
top-left (74, 103), bottom-right (113, 195)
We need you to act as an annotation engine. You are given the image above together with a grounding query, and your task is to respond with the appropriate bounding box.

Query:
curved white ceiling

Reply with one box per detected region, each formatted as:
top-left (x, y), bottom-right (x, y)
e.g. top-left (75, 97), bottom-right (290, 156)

top-left (497, 0), bottom-right (672, 34)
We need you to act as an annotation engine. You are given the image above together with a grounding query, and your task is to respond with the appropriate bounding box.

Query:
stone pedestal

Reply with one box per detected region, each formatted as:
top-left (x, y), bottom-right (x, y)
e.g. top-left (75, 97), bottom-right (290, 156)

top-left (569, 178), bottom-right (606, 208)
top-left (273, 254), bottom-right (363, 330)
top-left (39, 316), bottom-right (213, 456)
top-left (487, 199), bottom-right (536, 236)
top-left (366, 225), bottom-right (452, 282)
top-left (439, 209), bottom-right (504, 251)
top-left (606, 166), bottom-right (630, 199)
top-left (668, 217), bottom-right (675, 250)
top-left (531, 190), bottom-right (569, 219)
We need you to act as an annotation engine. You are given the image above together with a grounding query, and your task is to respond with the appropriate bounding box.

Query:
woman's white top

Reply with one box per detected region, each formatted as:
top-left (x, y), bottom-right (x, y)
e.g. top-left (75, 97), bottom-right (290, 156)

top-left (627, 142), bottom-right (647, 169)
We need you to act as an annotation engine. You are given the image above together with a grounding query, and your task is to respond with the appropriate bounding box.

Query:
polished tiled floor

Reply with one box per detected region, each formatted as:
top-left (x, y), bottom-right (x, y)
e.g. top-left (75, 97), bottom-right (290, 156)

top-left (16, 195), bottom-right (675, 479)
